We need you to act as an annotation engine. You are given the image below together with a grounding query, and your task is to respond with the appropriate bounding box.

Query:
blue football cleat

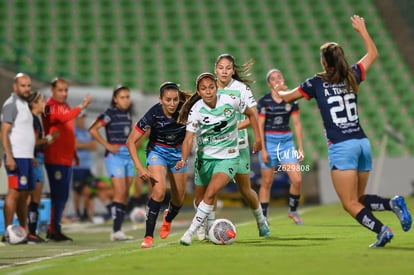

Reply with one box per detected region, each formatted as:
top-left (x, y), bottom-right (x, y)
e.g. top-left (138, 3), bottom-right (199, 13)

top-left (390, 196), bottom-right (412, 232)
top-left (369, 226), bottom-right (393, 248)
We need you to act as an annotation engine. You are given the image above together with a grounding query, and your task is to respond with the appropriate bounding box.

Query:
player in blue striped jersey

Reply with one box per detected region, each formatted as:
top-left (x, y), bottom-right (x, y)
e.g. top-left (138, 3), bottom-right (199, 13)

top-left (89, 85), bottom-right (134, 241)
top-left (257, 69), bottom-right (304, 225)
top-left (279, 15), bottom-right (411, 247)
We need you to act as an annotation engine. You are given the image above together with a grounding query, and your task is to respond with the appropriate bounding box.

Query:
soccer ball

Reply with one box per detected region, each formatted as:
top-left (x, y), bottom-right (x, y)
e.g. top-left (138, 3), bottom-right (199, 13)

top-left (208, 218), bottom-right (237, 245)
top-left (129, 207), bottom-right (146, 225)
top-left (7, 224), bottom-right (26, 244)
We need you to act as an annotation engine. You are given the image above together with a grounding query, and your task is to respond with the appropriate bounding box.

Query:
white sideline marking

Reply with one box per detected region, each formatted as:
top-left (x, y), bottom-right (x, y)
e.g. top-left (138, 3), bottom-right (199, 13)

top-left (0, 249), bottom-right (95, 271)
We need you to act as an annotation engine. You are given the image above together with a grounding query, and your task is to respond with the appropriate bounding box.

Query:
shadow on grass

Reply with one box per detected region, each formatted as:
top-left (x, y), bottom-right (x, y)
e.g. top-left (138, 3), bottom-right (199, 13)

top-left (237, 236), bottom-right (335, 247)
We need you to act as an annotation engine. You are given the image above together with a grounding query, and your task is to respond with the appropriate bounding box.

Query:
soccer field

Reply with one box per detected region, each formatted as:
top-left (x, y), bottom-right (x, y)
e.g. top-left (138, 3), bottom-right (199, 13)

top-left (1, 198), bottom-right (413, 275)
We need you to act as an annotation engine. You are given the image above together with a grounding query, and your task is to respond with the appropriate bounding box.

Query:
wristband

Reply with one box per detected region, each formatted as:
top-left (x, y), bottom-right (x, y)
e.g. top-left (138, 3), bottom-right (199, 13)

top-left (46, 134), bottom-right (53, 143)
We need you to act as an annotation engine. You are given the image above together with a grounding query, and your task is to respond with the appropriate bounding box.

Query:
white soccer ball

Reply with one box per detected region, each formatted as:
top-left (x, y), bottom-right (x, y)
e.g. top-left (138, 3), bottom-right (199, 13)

top-left (208, 218), bottom-right (237, 245)
top-left (7, 224), bottom-right (26, 244)
top-left (129, 207), bottom-right (146, 224)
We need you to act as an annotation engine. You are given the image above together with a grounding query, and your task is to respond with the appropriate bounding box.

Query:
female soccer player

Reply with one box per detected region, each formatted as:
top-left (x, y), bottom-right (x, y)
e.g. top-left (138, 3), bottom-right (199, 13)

top-left (126, 82), bottom-right (190, 249)
top-left (177, 72), bottom-right (262, 246)
top-left (257, 69), bottom-right (304, 225)
top-left (278, 15), bottom-right (411, 247)
top-left (89, 85), bottom-right (134, 241)
top-left (27, 91), bottom-right (59, 243)
top-left (206, 54), bottom-right (269, 238)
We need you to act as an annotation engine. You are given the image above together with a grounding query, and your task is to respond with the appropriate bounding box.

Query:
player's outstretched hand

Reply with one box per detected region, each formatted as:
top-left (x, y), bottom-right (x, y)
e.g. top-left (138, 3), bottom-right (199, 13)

top-left (351, 15), bottom-right (367, 34)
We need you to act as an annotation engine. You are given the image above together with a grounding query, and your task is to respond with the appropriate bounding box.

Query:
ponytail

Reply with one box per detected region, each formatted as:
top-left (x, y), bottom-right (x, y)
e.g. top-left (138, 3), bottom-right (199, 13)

top-left (215, 54), bottom-right (255, 87)
top-left (317, 42), bottom-right (359, 93)
top-left (177, 92), bottom-right (201, 124)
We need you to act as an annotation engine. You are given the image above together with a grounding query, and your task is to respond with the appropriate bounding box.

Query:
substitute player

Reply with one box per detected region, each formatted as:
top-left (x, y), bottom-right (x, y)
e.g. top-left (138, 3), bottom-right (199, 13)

top-left (89, 85), bottom-right (134, 241)
top-left (27, 91), bottom-right (59, 243)
top-left (278, 15), bottom-right (411, 247)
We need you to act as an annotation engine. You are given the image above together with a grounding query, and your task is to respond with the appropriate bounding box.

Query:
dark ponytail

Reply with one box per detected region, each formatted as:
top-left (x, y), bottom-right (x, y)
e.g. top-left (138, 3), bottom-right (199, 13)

top-left (317, 42), bottom-right (359, 93)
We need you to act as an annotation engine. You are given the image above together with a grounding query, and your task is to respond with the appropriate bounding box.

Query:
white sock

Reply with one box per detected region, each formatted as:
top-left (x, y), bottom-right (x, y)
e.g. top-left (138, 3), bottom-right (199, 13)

top-left (207, 211), bottom-right (216, 231)
top-left (252, 205), bottom-right (266, 224)
top-left (189, 200), bottom-right (214, 233)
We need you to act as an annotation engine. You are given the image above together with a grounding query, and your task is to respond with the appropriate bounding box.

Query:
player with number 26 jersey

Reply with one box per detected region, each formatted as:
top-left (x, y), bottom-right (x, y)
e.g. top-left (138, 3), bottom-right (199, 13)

top-left (299, 63), bottom-right (366, 145)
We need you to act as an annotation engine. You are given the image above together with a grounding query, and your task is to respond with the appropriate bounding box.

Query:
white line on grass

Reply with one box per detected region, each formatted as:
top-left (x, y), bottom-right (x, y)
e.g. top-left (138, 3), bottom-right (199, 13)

top-left (0, 249), bottom-right (95, 271)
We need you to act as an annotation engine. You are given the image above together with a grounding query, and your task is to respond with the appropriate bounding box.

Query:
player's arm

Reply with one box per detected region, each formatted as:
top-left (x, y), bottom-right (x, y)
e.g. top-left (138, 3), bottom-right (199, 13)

top-left (238, 117), bottom-right (250, 130)
top-left (1, 122), bottom-right (16, 171)
top-left (49, 95), bottom-right (92, 124)
top-left (88, 119), bottom-right (118, 154)
top-left (291, 112), bottom-right (304, 162)
top-left (175, 131), bottom-right (194, 170)
top-left (279, 87), bottom-right (304, 103)
top-left (36, 129), bottom-right (59, 146)
top-left (76, 138), bottom-right (97, 151)
top-left (243, 106), bottom-right (262, 153)
top-left (351, 15), bottom-right (378, 71)
top-left (126, 126), bottom-right (149, 178)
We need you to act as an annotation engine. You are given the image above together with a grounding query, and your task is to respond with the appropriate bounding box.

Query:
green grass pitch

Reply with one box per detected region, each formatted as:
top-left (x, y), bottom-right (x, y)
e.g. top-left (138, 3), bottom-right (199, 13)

top-left (1, 197), bottom-right (413, 274)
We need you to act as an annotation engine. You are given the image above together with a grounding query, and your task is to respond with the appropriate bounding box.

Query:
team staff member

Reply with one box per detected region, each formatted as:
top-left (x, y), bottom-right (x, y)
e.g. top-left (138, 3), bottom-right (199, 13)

top-left (89, 85), bottom-right (134, 241)
top-left (1, 73), bottom-right (34, 244)
top-left (257, 69), bottom-right (304, 225)
top-left (177, 72), bottom-right (262, 246)
top-left (127, 82), bottom-right (190, 248)
top-left (278, 15), bottom-right (411, 247)
top-left (42, 78), bottom-right (91, 242)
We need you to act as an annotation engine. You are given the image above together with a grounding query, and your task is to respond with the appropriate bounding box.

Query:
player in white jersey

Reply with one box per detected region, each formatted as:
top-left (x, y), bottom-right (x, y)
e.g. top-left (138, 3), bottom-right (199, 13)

top-left (191, 54), bottom-right (269, 239)
top-left (176, 72), bottom-right (262, 246)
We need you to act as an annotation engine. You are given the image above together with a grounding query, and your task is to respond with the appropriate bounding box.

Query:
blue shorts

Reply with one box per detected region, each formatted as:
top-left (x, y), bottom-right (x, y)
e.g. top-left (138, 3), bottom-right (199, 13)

top-left (147, 144), bottom-right (187, 173)
top-left (259, 133), bottom-right (299, 169)
top-left (328, 138), bottom-right (372, 171)
top-left (34, 153), bottom-right (45, 184)
top-left (5, 158), bottom-right (36, 190)
top-left (104, 146), bottom-right (135, 178)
